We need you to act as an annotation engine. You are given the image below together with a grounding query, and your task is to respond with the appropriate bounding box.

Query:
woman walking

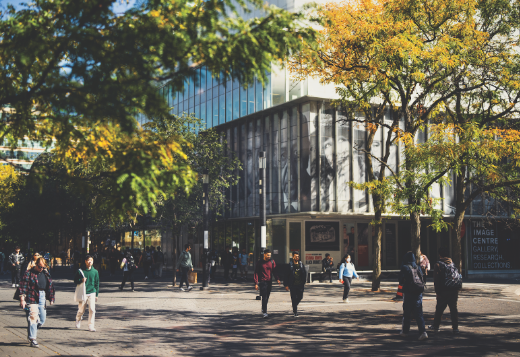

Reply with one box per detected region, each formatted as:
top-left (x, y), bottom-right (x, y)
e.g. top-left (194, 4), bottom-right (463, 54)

top-left (339, 255), bottom-right (359, 302)
top-left (18, 257), bottom-right (56, 348)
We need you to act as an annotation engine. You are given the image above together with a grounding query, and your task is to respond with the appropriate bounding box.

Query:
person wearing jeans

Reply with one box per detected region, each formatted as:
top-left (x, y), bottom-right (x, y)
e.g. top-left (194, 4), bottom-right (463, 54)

top-left (339, 255), bottom-right (359, 302)
top-left (18, 257), bottom-right (56, 348)
top-left (176, 244), bottom-right (193, 291)
top-left (398, 252), bottom-right (428, 341)
top-left (75, 255), bottom-right (99, 332)
top-left (254, 249), bottom-right (280, 318)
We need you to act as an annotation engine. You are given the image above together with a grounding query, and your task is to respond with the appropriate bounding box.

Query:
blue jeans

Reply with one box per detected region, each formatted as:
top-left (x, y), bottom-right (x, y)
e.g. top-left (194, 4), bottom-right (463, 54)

top-left (402, 292), bottom-right (425, 334)
top-left (26, 291), bottom-right (46, 340)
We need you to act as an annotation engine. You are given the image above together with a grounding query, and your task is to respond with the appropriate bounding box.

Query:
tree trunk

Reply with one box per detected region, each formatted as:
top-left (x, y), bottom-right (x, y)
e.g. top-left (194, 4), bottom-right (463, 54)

top-left (410, 210), bottom-right (421, 264)
top-left (452, 169), bottom-right (467, 273)
top-left (172, 226), bottom-right (178, 287)
top-left (372, 207), bottom-right (383, 291)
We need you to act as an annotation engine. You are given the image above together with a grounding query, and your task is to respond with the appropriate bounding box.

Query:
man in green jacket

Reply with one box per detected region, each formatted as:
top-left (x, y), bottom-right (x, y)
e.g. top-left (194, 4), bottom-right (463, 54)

top-left (176, 244), bottom-right (193, 291)
top-left (75, 255), bottom-right (99, 332)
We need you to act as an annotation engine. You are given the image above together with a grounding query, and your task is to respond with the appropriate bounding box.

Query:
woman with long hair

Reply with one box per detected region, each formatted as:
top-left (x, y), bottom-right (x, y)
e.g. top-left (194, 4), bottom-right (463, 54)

top-left (339, 255), bottom-right (359, 302)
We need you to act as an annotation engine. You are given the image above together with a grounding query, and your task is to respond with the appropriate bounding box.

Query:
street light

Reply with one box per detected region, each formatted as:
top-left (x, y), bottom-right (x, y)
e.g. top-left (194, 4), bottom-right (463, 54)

top-left (201, 169), bottom-right (210, 290)
top-left (257, 151), bottom-right (266, 300)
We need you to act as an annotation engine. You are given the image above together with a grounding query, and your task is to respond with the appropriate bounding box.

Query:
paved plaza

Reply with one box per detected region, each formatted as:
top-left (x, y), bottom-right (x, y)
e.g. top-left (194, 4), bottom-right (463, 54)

top-left (1, 269), bottom-right (519, 356)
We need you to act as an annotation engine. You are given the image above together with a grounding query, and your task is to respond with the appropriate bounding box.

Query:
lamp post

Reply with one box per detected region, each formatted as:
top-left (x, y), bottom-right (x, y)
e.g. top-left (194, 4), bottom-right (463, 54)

top-left (201, 169), bottom-right (210, 290)
top-left (257, 151), bottom-right (266, 300)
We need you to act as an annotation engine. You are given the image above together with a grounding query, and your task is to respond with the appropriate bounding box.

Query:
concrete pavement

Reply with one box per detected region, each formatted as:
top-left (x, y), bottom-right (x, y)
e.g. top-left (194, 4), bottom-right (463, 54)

top-left (1, 269), bottom-right (519, 356)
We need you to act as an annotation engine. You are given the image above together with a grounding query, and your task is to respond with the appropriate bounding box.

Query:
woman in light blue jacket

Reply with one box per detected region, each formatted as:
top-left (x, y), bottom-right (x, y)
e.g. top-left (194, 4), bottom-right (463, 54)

top-left (339, 255), bottom-right (359, 302)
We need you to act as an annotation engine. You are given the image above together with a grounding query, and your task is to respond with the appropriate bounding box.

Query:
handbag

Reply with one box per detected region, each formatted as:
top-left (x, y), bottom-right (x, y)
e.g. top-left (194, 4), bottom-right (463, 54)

top-left (74, 269), bottom-right (87, 303)
top-left (188, 271), bottom-right (197, 284)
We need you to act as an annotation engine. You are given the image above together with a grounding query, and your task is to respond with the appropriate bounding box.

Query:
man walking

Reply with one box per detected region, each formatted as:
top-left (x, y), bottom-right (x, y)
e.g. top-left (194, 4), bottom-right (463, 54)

top-left (119, 248), bottom-right (136, 292)
top-left (10, 246), bottom-right (25, 287)
top-left (155, 246), bottom-right (165, 278)
top-left (398, 251), bottom-right (428, 341)
top-left (239, 248), bottom-right (249, 280)
top-left (254, 249), bottom-right (281, 318)
top-left (75, 255), bottom-right (99, 332)
top-left (322, 253), bottom-right (334, 283)
top-left (428, 247), bottom-right (462, 334)
top-left (138, 246), bottom-right (154, 280)
top-left (176, 244), bottom-right (193, 291)
top-left (223, 246), bottom-right (232, 280)
top-left (18, 257), bottom-right (56, 348)
top-left (284, 251), bottom-right (306, 317)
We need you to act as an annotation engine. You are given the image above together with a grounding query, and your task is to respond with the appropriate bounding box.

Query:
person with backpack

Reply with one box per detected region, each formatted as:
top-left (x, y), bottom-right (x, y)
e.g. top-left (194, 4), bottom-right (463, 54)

top-left (284, 251), bottom-right (307, 317)
top-left (339, 254), bottom-right (359, 303)
top-left (119, 248), bottom-right (136, 292)
top-left (138, 246), bottom-right (154, 280)
top-left (9, 246), bottom-right (25, 287)
top-left (155, 246), bottom-right (165, 278)
top-left (428, 247), bottom-right (462, 334)
top-left (238, 248), bottom-right (249, 280)
top-left (176, 244), bottom-right (193, 291)
top-left (254, 249), bottom-right (281, 318)
top-left (398, 251), bottom-right (428, 341)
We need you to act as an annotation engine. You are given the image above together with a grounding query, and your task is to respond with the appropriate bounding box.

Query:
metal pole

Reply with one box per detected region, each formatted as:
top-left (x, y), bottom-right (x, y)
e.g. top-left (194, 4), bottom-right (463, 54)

top-left (201, 169), bottom-right (210, 290)
top-left (257, 151), bottom-right (267, 300)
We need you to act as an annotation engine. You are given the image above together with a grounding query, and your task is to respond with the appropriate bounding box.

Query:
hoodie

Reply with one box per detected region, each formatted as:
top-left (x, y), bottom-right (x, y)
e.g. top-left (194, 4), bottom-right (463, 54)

top-left (398, 252), bottom-right (424, 294)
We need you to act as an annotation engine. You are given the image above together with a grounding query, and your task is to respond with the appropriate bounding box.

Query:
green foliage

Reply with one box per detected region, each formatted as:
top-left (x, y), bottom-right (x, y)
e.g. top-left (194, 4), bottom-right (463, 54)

top-left (0, 0), bottom-right (316, 217)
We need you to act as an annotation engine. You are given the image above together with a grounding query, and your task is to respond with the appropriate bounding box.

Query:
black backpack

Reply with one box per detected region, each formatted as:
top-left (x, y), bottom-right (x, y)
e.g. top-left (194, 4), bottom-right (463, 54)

top-left (408, 265), bottom-right (425, 293)
top-left (440, 261), bottom-right (462, 290)
top-left (145, 252), bottom-right (152, 263)
top-left (126, 254), bottom-right (135, 269)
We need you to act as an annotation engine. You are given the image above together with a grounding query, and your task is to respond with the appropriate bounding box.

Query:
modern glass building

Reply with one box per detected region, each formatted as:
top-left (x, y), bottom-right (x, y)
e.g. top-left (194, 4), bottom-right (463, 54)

top-left (162, 0), bottom-right (520, 278)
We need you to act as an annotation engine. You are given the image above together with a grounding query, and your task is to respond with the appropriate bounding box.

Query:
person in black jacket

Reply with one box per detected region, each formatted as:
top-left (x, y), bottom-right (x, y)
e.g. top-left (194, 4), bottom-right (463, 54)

top-left (428, 247), bottom-right (461, 334)
top-left (9, 246), bottom-right (25, 287)
top-left (284, 251), bottom-right (307, 317)
top-left (398, 251), bottom-right (428, 341)
top-left (322, 254), bottom-right (334, 283)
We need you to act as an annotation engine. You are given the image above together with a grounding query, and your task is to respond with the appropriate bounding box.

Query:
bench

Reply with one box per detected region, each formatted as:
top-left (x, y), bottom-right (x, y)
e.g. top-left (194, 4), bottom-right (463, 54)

top-left (308, 270), bottom-right (338, 283)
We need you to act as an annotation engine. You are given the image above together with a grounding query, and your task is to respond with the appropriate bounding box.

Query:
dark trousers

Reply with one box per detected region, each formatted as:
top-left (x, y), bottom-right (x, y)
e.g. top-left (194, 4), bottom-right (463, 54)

top-left (179, 267), bottom-right (190, 288)
top-left (231, 268), bottom-right (238, 279)
top-left (224, 266), bottom-right (230, 279)
top-left (402, 292), bottom-right (425, 333)
top-left (342, 277), bottom-right (352, 299)
top-left (144, 263), bottom-right (150, 277)
top-left (121, 270), bottom-right (134, 290)
top-left (259, 281), bottom-right (272, 313)
top-left (290, 285), bottom-right (304, 313)
top-left (11, 265), bottom-right (21, 284)
top-left (433, 290), bottom-right (459, 329)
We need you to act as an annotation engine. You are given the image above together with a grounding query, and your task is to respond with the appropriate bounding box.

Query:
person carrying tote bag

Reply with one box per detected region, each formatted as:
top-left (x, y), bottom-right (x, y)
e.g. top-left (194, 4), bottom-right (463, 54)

top-left (74, 269), bottom-right (87, 303)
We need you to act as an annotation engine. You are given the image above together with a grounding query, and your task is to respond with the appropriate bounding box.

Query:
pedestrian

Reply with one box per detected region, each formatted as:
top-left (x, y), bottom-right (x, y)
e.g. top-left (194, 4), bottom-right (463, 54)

top-left (109, 247), bottom-right (118, 276)
top-left (43, 250), bottom-right (52, 270)
top-left (176, 244), bottom-right (193, 291)
top-left (155, 246), bottom-right (165, 278)
top-left (75, 255), bottom-right (99, 332)
top-left (26, 252), bottom-right (41, 271)
top-left (339, 254), bottom-right (359, 302)
top-left (284, 251), bottom-right (306, 317)
top-left (138, 246), bottom-right (154, 280)
top-left (322, 253), bottom-right (334, 283)
top-left (119, 248), bottom-right (136, 292)
top-left (18, 257), bottom-right (56, 348)
top-left (398, 251), bottom-right (428, 341)
top-left (223, 246), bottom-right (232, 280)
top-left (238, 248), bottom-right (249, 280)
top-left (0, 247), bottom-right (6, 275)
top-left (254, 249), bottom-right (281, 318)
top-left (9, 246), bottom-right (25, 287)
top-left (419, 250), bottom-right (430, 279)
top-left (428, 247), bottom-right (462, 334)
top-left (209, 249), bottom-right (218, 280)
top-left (150, 246), bottom-right (157, 278)
top-left (231, 250), bottom-right (239, 280)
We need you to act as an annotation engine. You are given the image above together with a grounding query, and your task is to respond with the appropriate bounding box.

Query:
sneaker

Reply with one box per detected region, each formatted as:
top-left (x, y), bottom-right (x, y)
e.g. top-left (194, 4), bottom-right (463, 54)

top-left (88, 325), bottom-right (96, 332)
top-left (346, 298), bottom-right (349, 303)
top-left (418, 332), bottom-right (428, 341)
top-left (399, 331), bottom-right (408, 337)
top-left (144, 276), bottom-right (148, 280)
top-left (16, 284), bottom-right (19, 287)
top-left (131, 289), bottom-right (135, 292)
top-left (428, 325), bottom-right (439, 332)
top-left (37, 323), bottom-right (42, 329)
top-left (294, 313), bottom-right (299, 317)
top-left (180, 287), bottom-right (185, 291)
top-left (29, 339), bottom-right (39, 348)
top-left (75, 320), bottom-right (81, 329)
top-left (453, 328), bottom-right (460, 334)
top-left (118, 286), bottom-right (123, 291)
top-left (12, 284), bottom-right (15, 288)
top-left (187, 286), bottom-right (193, 291)
top-left (262, 313), bottom-right (269, 319)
